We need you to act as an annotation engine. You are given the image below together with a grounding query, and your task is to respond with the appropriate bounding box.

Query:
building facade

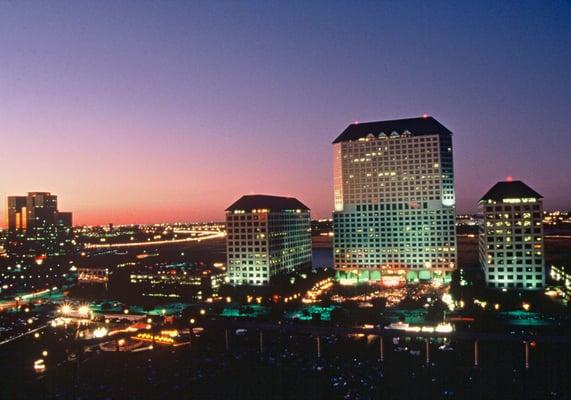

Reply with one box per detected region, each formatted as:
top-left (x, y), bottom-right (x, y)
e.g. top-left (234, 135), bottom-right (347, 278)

top-left (7, 196), bottom-right (27, 230)
top-left (332, 117), bottom-right (456, 285)
top-left (25, 192), bottom-right (59, 231)
top-left (479, 180), bottom-right (545, 290)
top-left (226, 194), bottom-right (311, 286)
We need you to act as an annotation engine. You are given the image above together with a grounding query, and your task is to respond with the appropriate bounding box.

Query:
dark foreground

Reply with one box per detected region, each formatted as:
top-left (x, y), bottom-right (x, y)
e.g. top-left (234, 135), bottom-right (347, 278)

top-left (1, 327), bottom-right (570, 400)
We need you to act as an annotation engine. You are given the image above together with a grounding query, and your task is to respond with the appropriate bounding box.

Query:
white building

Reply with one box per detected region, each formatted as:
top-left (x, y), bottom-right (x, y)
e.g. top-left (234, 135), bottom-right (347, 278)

top-left (332, 116), bottom-right (456, 285)
top-left (479, 180), bottom-right (545, 290)
top-left (226, 194), bottom-right (312, 286)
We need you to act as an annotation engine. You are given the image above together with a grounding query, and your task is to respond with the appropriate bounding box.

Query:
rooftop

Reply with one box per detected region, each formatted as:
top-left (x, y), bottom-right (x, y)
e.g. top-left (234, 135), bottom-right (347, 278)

top-left (226, 194), bottom-right (309, 212)
top-left (332, 116), bottom-right (452, 143)
top-left (480, 180), bottom-right (542, 202)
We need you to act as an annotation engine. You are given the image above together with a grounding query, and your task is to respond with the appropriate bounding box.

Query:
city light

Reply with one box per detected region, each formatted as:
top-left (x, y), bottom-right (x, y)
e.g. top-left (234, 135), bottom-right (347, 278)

top-left (60, 304), bottom-right (72, 315)
top-left (33, 359), bottom-right (45, 372)
top-left (93, 327), bottom-right (108, 338)
top-left (78, 305), bottom-right (90, 317)
top-left (435, 323), bottom-right (454, 333)
top-left (134, 333), bottom-right (176, 345)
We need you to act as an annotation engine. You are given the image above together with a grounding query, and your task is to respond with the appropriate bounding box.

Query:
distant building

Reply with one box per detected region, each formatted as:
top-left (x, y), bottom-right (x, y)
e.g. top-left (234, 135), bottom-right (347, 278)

top-left (479, 180), bottom-right (545, 290)
top-left (5, 192), bottom-right (74, 257)
top-left (25, 192), bottom-right (58, 230)
top-left (225, 194), bottom-right (312, 286)
top-left (7, 196), bottom-right (27, 230)
top-left (57, 212), bottom-right (73, 228)
top-left (550, 265), bottom-right (571, 300)
top-left (332, 117), bottom-right (456, 285)
top-left (128, 264), bottom-right (225, 301)
top-left (77, 267), bottom-right (109, 284)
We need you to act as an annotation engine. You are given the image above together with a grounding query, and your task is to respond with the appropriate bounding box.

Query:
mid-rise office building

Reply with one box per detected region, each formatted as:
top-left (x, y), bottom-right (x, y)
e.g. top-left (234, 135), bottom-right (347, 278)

top-left (332, 116), bottom-right (456, 285)
top-left (479, 180), bottom-right (545, 290)
top-left (226, 194), bottom-right (311, 286)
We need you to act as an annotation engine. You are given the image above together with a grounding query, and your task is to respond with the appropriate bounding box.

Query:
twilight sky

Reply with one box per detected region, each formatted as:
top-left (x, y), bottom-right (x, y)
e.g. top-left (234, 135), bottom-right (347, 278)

top-left (1, 1), bottom-right (570, 226)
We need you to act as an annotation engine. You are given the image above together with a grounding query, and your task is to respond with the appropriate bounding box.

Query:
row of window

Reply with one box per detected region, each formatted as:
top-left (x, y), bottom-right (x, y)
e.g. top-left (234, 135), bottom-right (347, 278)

top-left (488, 282), bottom-right (543, 288)
top-left (485, 205), bottom-right (540, 212)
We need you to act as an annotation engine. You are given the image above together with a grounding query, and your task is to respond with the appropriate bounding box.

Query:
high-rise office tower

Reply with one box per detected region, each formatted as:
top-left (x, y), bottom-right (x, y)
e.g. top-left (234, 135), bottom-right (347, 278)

top-left (332, 116), bottom-right (456, 285)
top-left (226, 194), bottom-right (312, 286)
top-left (479, 180), bottom-right (545, 290)
top-left (7, 196), bottom-right (27, 230)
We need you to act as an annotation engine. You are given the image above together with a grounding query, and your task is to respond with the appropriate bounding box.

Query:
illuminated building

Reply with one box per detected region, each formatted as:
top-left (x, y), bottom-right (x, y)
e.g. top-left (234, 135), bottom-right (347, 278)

top-left (550, 265), bottom-right (571, 300)
top-left (479, 180), bottom-right (545, 289)
top-left (332, 117), bottom-right (456, 284)
top-left (77, 267), bottom-right (109, 284)
top-left (226, 194), bottom-right (312, 286)
top-left (128, 264), bottom-right (225, 300)
top-left (5, 192), bottom-right (74, 257)
top-left (7, 196), bottom-right (27, 230)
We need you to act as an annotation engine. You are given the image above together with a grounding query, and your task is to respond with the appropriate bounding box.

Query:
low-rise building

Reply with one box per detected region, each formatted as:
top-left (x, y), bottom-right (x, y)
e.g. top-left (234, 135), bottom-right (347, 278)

top-left (128, 263), bottom-right (225, 301)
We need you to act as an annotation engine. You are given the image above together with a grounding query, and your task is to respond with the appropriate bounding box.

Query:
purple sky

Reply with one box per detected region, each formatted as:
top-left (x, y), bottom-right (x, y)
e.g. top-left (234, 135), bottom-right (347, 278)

top-left (1, 1), bottom-right (570, 225)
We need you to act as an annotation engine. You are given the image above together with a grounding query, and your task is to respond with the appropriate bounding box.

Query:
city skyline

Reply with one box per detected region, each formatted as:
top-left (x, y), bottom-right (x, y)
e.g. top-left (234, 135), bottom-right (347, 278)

top-left (2, 1), bottom-right (570, 226)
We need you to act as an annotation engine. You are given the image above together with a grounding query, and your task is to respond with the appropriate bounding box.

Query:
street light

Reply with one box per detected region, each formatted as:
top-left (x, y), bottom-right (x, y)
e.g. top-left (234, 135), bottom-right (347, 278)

top-left (60, 304), bottom-right (72, 315)
top-left (78, 305), bottom-right (90, 317)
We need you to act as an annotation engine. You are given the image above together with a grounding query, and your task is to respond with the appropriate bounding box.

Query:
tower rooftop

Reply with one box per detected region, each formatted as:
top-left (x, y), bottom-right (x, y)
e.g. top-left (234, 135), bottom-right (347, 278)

top-left (226, 194), bottom-right (309, 212)
top-left (480, 181), bottom-right (542, 202)
top-left (332, 116), bottom-right (452, 144)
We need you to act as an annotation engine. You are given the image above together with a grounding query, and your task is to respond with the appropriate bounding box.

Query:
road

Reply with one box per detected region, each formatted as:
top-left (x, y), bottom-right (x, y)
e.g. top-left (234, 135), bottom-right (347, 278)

top-left (83, 231), bottom-right (225, 249)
